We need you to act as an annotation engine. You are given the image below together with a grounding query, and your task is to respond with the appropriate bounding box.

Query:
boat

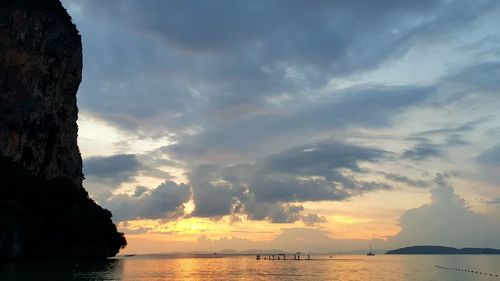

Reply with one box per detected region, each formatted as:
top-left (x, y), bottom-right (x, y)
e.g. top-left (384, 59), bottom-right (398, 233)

top-left (367, 244), bottom-right (375, 256)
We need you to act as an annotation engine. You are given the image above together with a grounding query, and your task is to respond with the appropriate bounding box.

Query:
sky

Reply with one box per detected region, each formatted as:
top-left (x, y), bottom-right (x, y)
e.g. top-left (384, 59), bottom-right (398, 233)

top-left (61, 0), bottom-right (500, 254)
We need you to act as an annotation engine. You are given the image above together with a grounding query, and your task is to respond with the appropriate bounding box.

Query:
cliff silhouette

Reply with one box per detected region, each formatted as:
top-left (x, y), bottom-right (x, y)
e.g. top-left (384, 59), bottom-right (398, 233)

top-left (0, 0), bottom-right (126, 259)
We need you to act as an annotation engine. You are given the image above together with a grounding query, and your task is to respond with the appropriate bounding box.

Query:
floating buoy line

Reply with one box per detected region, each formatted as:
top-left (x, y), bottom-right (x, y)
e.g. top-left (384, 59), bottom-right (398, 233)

top-left (436, 265), bottom-right (499, 278)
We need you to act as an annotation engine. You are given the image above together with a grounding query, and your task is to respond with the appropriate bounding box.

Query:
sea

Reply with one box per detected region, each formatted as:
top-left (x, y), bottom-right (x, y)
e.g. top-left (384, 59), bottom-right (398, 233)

top-left (1, 254), bottom-right (499, 280)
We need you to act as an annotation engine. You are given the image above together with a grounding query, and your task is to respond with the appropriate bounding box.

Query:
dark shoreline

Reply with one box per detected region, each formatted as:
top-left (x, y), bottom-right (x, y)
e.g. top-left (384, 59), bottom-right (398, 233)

top-left (386, 245), bottom-right (500, 255)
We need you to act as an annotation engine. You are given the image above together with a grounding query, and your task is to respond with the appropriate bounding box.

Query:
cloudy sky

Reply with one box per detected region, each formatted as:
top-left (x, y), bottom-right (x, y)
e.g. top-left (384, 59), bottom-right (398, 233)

top-left (61, 0), bottom-right (500, 254)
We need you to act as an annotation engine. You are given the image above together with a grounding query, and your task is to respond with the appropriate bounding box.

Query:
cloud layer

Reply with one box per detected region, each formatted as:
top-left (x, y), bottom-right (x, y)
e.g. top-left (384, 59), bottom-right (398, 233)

top-left (58, 0), bottom-right (500, 249)
top-left (388, 175), bottom-right (500, 248)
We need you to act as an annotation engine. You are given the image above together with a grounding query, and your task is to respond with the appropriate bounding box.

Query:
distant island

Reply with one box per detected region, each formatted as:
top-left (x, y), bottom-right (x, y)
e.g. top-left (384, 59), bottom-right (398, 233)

top-left (386, 246), bottom-right (500, 255)
top-left (159, 249), bottom-right (291, 256)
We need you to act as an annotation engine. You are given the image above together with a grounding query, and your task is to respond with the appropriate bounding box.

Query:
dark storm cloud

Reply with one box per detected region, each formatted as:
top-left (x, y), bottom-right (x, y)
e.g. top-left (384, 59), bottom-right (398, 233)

top-left (242, 143), bottom-right (390, 203)
top-left (84, 154), bottom-right (141, 185)
top-left (188, 165), bottom-right (241, 218)
top-left (82, 154), bottom-right (174, 206)
top-left (190, 183), bottom-right (239, 218)
top-left (104, 181), bottom-right (191, 222)
top-left (59, 0), bottom-right (500, 226)
top-left (133, 186), bottom-right (148, 198)
top-left (189, 142), bottom-right (391, 221)
top-left (83, 154), bottom-right (172, 187)
top-left (164, 85), bottom-right (434, 164)
top-left (301, 214), bottom-right (328, 227)
top-left (245, 203), bottom-right (304, 224)
top-left (261, 142), bottom-right (385, 175)
top-left (78, 0), bottom-right (496, 71)
top-left (62, 0), bottom-right (499, 133)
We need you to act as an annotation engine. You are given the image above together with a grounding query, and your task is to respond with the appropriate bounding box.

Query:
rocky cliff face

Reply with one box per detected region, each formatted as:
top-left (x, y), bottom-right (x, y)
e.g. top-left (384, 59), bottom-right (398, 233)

top-left (0, 0), bottom-right (83, 188)
top-left (0, 0), bottom-right (126, 259)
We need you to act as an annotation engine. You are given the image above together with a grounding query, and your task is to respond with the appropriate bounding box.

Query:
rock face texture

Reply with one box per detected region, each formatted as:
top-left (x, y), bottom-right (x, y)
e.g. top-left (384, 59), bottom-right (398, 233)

top-left (0, 0), bottom-right (126, 259)
top-left (0, 0), bottom-right (83, 188)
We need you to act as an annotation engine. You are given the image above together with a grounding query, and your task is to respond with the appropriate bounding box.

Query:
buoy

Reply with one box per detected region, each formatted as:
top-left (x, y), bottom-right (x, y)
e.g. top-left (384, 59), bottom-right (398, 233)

top-left (435, 265), bottom-right (500, 278)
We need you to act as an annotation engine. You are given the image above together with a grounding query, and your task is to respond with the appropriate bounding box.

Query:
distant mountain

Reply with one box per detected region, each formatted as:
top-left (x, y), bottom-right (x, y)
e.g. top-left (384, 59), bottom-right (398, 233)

top-left (239, 249), bottom-right (289, 255)
top-left (161, 249), bottom-right (293, 255)
top-left (203, 249), bottom-right (290, 255)
top-left (332, 249), bottom-right (384, 255)
top-left (386, 246), bottom-right (500, 255)
top-left (218, 249), bottom-right (239, 255)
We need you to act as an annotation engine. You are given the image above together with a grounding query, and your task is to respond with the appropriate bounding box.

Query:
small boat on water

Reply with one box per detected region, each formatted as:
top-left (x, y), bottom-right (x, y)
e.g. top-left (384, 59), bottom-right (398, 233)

top-left (367, 244), bottom-right (375, 256)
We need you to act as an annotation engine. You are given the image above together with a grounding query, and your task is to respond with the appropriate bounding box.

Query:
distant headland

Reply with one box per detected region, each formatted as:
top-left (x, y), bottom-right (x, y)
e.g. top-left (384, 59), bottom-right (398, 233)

top-left (386, 246), bottom-right (500, 255)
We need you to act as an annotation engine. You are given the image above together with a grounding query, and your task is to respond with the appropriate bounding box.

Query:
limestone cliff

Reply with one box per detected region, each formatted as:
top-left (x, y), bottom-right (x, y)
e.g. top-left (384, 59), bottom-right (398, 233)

top-left (0, 0), bottom-right (126, 259)
top-left (0, 0), bottom-right (83, 188)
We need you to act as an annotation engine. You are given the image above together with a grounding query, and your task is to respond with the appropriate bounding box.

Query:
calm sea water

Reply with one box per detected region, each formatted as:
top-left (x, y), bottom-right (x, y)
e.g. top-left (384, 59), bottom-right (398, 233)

top-left (1, 254), bottom-right (499, 280)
